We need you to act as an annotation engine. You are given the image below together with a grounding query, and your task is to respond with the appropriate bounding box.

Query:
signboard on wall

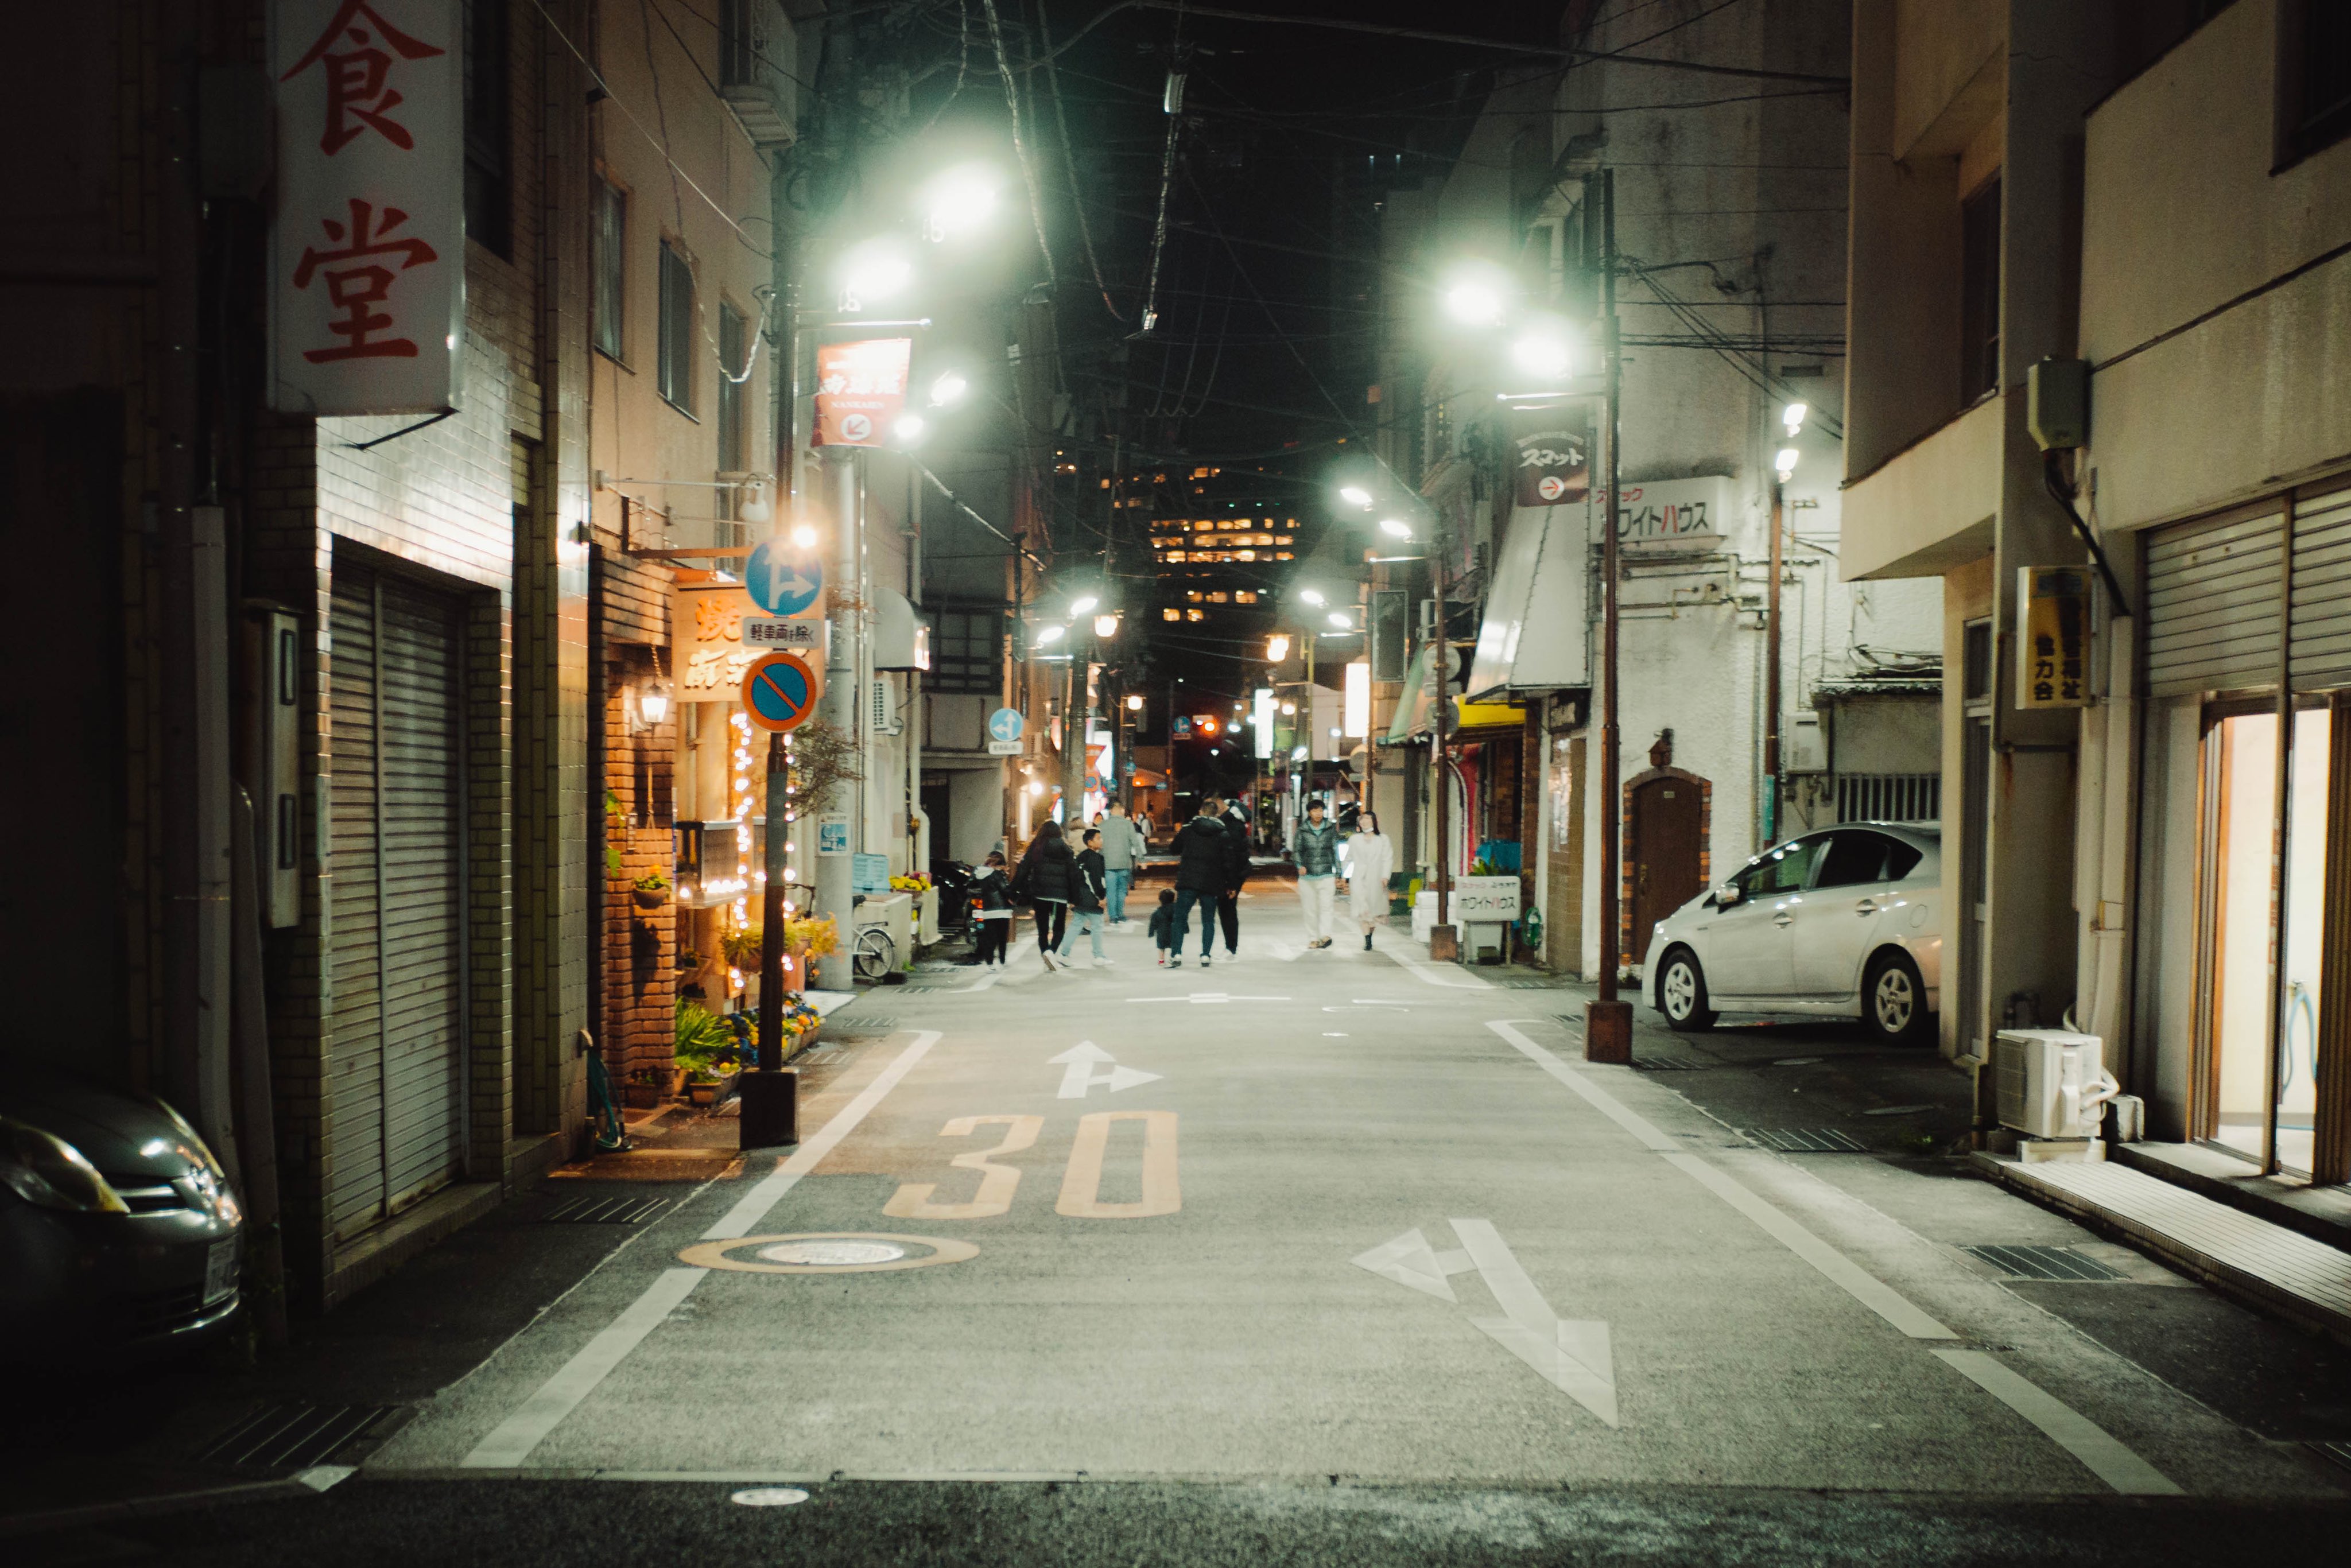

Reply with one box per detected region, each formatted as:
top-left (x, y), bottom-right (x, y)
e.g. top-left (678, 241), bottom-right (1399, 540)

top-left (813, 337), bottom-right (913, 447)
top-left (2017, 566), bottom-right (2090, 708)
top-left (269, 0), bottom-right (464, 415)
top-left (1613, 475), bottom-right (1732, 555)
top-left (1511, 407), bottom-right (1592, 507)
top-left (673, 583), bottom-right (758, 703)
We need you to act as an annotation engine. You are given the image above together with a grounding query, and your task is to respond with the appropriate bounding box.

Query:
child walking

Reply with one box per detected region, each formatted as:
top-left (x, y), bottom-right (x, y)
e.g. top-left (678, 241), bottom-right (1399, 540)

top-left (969, 851), bottom-right (1014, 967)
top-left (1148, 888), bottom-right (1178, 966)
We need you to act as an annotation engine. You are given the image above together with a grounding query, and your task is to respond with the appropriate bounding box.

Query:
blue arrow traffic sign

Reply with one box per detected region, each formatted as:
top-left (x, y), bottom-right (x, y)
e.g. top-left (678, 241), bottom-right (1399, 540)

top-left (744, 539), bottom-right (824, 617)
top-left (741, 653), bottom-right (820, 733)
top-left (987, 707), bottom-right (1025, 743)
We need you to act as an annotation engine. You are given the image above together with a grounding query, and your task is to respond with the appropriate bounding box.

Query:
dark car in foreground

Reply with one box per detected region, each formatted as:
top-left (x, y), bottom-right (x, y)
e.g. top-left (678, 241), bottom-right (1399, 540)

top-left (1, 1070), bottom-right (245, 1359)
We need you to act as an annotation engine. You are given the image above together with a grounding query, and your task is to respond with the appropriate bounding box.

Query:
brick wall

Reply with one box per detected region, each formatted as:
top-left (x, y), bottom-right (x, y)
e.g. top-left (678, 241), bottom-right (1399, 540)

top-left (596, 550), bottom-right (678, 1084)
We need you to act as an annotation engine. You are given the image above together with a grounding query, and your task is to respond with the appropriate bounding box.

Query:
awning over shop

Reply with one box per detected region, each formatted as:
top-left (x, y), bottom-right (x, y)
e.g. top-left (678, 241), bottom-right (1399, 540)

top-left (1465, 499), bottom-right (1590, 700)
top-left (1384, 643), bottom-right (1524, 742)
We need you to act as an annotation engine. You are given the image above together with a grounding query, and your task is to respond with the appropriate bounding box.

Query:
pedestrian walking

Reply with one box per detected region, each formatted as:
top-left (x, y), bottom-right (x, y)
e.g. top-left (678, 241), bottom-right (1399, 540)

top-left (1061, 828), bottom-right (1113, 966)
top-left (1345, 810), bottom-right (1395, 952)
top-left (1148, 888), bottom-right (1178, 966)
top-left (968, 851), bottom-right (1014, 967)
top-left (1217, 795), bottom-right (1252, 957)
top-left (1293, 798), bottom-right (1341, 949)
top-left (1098, 806), bottom-right (1142, 925)
top-left (1169, 797), bottom-right (1229, 967)
top-left (1011, 821), bottom-right (1077, 971)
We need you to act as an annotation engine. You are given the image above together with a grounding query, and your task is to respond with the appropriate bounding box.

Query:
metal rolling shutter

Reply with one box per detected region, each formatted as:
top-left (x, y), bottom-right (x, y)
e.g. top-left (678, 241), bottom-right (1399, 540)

top-left (327, 565), bottom-right (465, 1239)
top-left (2143, 507), bottom-right (2283, 697)
top-left (2291, 484), bottom-right (2351, 690)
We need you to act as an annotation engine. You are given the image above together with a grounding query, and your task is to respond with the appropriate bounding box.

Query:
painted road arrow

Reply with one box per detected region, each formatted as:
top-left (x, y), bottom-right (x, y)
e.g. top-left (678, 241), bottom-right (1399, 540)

top-left (1049, 1041), bottom-right (1163, 1100)
top-left (1353, 1218), bottom-right (1619, 1427)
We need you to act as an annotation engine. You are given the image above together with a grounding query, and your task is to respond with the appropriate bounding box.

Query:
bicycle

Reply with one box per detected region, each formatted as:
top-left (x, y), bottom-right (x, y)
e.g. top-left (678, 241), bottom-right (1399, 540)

top-left (851, 922), bottom-right (898, 984)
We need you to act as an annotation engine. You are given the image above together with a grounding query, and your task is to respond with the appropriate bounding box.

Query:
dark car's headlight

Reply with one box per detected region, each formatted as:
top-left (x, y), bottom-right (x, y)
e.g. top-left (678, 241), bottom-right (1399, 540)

top-left (0, 1116), bottom-right (130, 1214)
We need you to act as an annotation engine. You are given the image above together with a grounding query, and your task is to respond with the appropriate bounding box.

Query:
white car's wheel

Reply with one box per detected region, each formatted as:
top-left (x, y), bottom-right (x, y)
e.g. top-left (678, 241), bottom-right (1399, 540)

top-left (1864, 950), bottom-right (1930, 1044)
top-left (1656, 948), bottom-right (1716, 1032)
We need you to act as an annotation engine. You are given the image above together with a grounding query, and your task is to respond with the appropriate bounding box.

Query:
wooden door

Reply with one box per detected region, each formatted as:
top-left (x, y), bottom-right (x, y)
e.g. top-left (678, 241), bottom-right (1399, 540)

top-left (1628, 775), bottom-right (1704, 962)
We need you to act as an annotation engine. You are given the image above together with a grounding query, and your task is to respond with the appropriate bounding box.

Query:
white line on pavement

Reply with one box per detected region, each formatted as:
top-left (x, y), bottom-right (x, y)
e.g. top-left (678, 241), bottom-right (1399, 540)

top-left (1485, 1018), bottom-right (2184, 1494)
top-left (1380, 946), bottom-right (1494, 989)
top-left (455, 1031), bottom-right (942, 1470)
top-left (1931, 1350), bottom-right (2183, 1495)
top-left (460, 1267), bottom-right (707, 1468)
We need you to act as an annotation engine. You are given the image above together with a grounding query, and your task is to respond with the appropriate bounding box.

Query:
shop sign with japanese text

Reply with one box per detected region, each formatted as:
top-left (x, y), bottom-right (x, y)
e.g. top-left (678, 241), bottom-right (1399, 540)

top-left (270, 0), bottom-right (463, 416)
top-left (673, 583), bottom-right (760, 703)
top-left (813, 339), bottom-right (913, 447)
top-left (1510, 407), bottom-right (1590, 507)
top-left (1611, 475), bottom-right (1731, 554)
top-left (2017, 566), bottom-right (2090, 709)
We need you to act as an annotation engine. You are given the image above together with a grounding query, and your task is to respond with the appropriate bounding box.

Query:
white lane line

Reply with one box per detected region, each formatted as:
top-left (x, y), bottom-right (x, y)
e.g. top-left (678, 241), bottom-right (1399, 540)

top-left (457, 1031), bottom-right (942, 1470)
top-left (1661, 1152), bottom-right (1957, 1340)
top-left (1489, 1019), bottom-right (1953, 1337)
top-left (1379, 945), bottom-right (1493, 989)
top-left (460, 1267), bottom-right (707, 1468)
top-left (1488, 1019), bottom-right (2182, 1493)
top-left (1931, 1350), bottom-right (2184, 1495)
top-left (704, 1030), bottom-right (942, 1240)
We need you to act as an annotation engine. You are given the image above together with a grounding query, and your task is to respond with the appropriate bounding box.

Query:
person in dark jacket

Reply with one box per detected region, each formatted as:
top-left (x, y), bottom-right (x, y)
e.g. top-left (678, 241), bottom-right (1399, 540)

top-left (968, 850), bottom-right (1014, 967)
top-left (1147, 888), bottom-right (1178, 966)
top-left (1060, 828), bottom-right (1112, 967)
top-left (1168, 798), bottom-right (1229, 967)
top-left (1011, 821), bottom-right (1077, 970)
top-left (1293, 798), bottom-right (1342, 949)
top-left (1216, 796), bottom-right (1254, 957)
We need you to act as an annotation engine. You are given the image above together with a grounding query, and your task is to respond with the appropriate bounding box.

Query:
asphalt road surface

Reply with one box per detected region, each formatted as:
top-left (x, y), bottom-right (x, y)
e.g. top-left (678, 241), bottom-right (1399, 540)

top-left (12, 880), bottom-right (2350, 1565)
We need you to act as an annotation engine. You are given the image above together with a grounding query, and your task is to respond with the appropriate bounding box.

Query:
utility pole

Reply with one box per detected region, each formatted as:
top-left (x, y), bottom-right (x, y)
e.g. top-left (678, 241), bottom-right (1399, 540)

top-left (1429, 537), bottom-right (1456, 961)
top-left (813, 448), bottom-right (860, 983)
top-left (1587, 167), bottom-right (1632, 1063)
top-left (1764, 475), bottom-right (1784, 847)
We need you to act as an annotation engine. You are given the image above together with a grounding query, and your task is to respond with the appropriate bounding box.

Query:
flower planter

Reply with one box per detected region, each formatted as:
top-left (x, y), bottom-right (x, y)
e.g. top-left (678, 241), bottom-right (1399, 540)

top-left (633, 887), bottom-right (670, 910)
top-left (688, 1080), bottom-right (719, 1107)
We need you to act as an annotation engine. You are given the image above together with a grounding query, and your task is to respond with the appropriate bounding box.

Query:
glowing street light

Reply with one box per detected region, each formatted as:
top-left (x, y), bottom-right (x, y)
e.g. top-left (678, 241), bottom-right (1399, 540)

top-left (1775, 447), bottom-right (1800, 482)
top-left (1069, 595), bottom-right (1099, 615)
top-left (1442, 262), bottom-right (1511, 327)
top-left (921, 164), bottom-right (999, 242)
top-left (1266, 633), bottom-right (1291, 662)
top-left (1093, 613), bottom-right (1121, 638)
top-left (1125, 693), bottom-right (1144, 711)
top-left (892, 414), bottom-right (928, 444)
top-left (1337, 485), bottom-right (1373, 508)
top-left (1035, 624), bottom-right (1066, 645)
top-left (1782, 401), bottom-right (1809, 437)
top-left (930, 371), bottom-right (970, 407)
top-left (1378, 518), bottom-right (1413, 540)
top-left (1327, 612), bottom-right (1353, 630)
top-left (837, 239), bottom-right (914, 309)
top-left (790, 523), bottom-right (820, 549)
top-left (1510, 316), bottom-right (1577, 381)
top-left (1298, 588), bottom-right (1326, 607)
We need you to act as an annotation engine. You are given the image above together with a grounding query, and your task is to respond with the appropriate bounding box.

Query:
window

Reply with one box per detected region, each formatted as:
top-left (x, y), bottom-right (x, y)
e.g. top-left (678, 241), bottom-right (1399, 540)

top-left (927, 608), bottom-right (1000, 694)
top-left (592, 178), bottom-right (624, 359)
top-left (1962, 619), bottom-right (1994, 702)
top-left (719, 0), bottom-right (757, 88)
top-left (463, 0), bottom-right (511, 256)
top-left (658, 242), bottom-right (695, 415)
top-left (1814, 830), bottom-right (1895, 888)
top-left (1958, 175), bottom-right (2001, 403)
top-left (717, 302), bottom-right (747, 472)
top-left (1161, 608), bottom-right (1181, 622)
top-left (2291, 0), bottom-right (2351, 157)
top-left (1737, 837), bottom-right (1823, 897)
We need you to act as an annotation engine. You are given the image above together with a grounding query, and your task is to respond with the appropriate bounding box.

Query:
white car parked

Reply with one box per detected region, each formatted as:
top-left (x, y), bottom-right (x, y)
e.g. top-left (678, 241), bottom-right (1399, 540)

top-left (1646, 822), bottom-right (1942, 1044)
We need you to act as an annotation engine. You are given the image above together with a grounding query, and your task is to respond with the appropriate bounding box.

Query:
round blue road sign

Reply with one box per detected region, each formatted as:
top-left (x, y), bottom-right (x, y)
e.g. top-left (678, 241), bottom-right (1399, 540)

top-left (744, 539), bottom-right (824, 617)
top-left (987, 707), bottom-right (1025, 743)
top-left (741, 653), bottom-right (819, 733)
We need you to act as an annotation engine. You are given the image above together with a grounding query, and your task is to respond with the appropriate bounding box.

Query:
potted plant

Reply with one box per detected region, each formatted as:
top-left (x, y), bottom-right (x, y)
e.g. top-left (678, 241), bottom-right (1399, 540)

top-left (672, 998), bottom-right (730, 1101)
top-left (633, 870), bottom-right (671, 909)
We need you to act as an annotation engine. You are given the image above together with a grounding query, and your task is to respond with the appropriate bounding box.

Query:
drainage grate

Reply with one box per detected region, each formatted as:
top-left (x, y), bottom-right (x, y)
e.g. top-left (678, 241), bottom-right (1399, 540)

top-left (2309, 1440), bottom-right (2351, 1476)
top-left (1964, 1244), bottom-right (2125, 1282)
top-left (1631, 1055), bottom-right (1712, 1072)
top-left (538, 1194), bottom-right (672, 1224)
top-left (199, 1403), bottom-right (398, 1472)
top-left (1488, 977), bottom-right (1566, 990)
top-left (825, 1014), bottom-right (898, 1035)
top-left (1746, 1127), bottom-right (1869, 1153)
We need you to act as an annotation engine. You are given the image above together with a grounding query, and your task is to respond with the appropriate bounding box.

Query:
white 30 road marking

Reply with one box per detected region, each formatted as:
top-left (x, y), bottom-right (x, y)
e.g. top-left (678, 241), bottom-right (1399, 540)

top-left (458, 1031), bottom-right (941, 1470)
top-left (1049, 1041), bottom-right (1163, 1099)
top-left (1483, 1019), bottom-right (2181, 1495)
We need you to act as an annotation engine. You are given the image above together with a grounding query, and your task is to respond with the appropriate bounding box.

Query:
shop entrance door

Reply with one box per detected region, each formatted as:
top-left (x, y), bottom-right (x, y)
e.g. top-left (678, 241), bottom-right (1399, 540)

top-left (1627, 774), bottom-right (1703, 964)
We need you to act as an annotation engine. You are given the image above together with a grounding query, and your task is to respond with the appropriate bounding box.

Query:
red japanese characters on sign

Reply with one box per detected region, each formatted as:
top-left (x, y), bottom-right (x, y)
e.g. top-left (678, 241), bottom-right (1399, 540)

top-left (271, 0), bottom-right (462, 416)
top-left (812, 339), bottom-right (914, 448)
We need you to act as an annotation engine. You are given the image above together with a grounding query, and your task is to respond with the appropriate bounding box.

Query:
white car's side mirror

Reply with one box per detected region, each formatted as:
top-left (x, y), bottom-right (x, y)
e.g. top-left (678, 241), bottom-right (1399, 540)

top-left (1715, 882), bottom-right (1743, 908)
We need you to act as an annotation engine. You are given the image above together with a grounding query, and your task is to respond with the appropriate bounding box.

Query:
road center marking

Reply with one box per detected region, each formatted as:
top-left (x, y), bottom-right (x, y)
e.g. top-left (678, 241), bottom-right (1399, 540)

top-left (459, 1032), bottom-right (940, 1469)
top-left (1050, 1041), bottom-right (1163, 1098)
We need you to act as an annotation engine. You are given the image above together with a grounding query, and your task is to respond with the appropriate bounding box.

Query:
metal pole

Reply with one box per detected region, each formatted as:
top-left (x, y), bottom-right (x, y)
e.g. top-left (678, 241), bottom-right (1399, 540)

top-left (814, 449), bottom-right (860, 983)
top-left (1764, 476), bottom-right (1784, 845)
top-left (1588, 167), bottom-right (1632, 1060)
top-left (756, 731), bottom-right (789, 1069)
top-left (1431, 533), bottom-right (1454, 952)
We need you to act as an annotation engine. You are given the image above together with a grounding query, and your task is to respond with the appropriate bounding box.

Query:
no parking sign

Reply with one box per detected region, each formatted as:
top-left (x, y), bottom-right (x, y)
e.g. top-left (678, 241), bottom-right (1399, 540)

top-left (740, 653), bottom-right (820, 733)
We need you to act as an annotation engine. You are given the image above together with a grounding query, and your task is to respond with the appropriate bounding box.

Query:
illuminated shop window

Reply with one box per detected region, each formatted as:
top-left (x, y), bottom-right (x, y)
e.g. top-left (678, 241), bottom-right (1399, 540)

top-left (1162, 607), bottom-right (1181, 621)
top-left (1185, 608), bottom-right (1205, 622)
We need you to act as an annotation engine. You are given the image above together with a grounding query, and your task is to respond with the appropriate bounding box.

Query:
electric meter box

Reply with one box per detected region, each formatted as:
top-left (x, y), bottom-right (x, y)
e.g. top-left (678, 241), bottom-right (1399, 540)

top-left (2027, 358), bottom-right (2088, 451)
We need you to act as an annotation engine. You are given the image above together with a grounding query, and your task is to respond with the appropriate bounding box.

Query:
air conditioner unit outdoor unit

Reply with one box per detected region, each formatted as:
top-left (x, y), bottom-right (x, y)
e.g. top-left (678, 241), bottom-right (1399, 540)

top-left (1992, 1029), bottom-right (2110, 1139)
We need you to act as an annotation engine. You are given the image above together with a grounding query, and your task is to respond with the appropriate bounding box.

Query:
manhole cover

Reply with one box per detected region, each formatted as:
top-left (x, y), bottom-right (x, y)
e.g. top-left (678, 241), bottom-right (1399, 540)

top-left (678, 1232), bottom-right (978, 1275)
top-left (1964, 1244), bottom-right (2124, 1282)
top-left (1746, 1127), bottom-right (1868, 1152)
top-left (759, 1239), bottom-right (906, 1266)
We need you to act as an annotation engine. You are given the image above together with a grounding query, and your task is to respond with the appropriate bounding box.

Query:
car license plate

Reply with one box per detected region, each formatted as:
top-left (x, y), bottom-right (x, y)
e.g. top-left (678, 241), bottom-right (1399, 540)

top-left (203, 1237), bottom-right (239, 1306)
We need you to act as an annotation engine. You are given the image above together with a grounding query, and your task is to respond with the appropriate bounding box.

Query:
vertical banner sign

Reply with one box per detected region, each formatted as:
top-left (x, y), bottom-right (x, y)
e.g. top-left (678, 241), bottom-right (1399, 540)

top-left (813, 338), bottom-right (914, 447)
top-left (1252, 688), bottom-right (1276, 761)
top-left (1511, 407), bottom-right (1592, 507)
top-left (2018, 566), bottom-right (2091, 709)
top-left (270, 1), bottom-right (464, 415)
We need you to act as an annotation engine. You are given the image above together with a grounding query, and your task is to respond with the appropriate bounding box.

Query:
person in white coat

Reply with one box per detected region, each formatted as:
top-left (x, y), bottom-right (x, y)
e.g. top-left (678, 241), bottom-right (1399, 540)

top-left (1343, 810), bottom-right (1394, 951)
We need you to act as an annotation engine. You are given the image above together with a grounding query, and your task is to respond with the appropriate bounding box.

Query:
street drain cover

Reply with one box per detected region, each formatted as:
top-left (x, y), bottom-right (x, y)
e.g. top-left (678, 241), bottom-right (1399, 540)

top-left (538, 1194), bottom-right (670, 1224)
top-left (1746, 1127), bottom-right (1868, 1152)
top-left (1964, 1244), bottom-right (2125, 1282)
top-left (199, 1403), bottom-right (399, 1472)
top-left (760, 1239), bottom-right (905, 1266)
top-left (1631, 1055), bottom-right (1710, 1072)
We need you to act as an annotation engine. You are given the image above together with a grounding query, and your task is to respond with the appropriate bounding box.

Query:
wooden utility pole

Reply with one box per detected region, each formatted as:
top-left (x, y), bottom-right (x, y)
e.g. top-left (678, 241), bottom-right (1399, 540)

top-left (1587, 168), bottom-right (1632, 1062)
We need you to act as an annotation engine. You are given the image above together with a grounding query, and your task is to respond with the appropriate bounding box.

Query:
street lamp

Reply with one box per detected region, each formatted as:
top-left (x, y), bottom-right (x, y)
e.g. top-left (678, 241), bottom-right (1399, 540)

top-left (1125, 693), bottom-right (1143, 711)
top-left (1378, 518), bottom-right (1413, 539)
top-left (1510, 315), bottom-right (1578, 381)
top-left (893, 414), bottom-right (929, 444)
top-left (1093, 613), bottom-right (1121, 638)
top-left (837, 239), bottom-right (914, 309)
top-left (1069, 595), bottom-right (1099, 615)
top-left (1775, 447), bottom-right (1800, 482)
top-left (1782, 401), bottom-right (1809, 437)
top-left (929, 371), bottom-right (969, 407)
top-left (1266, 633), bottom-right (1291, 662)
top-left (790, 522), bottom-right (820, 549)
top-left (1035, 624), bottom-right (1066, 646)
top-left (1299, 588), bottom-right (1326, 607)
top-left (1442, 261), bottom-right (1511, 327)
top-left (1337, 485), bottom-right (1373, 509)
top-left (921, 164), bottom-right (999, 242)
top-left (1326, 612), bottom-right (1353, 630)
